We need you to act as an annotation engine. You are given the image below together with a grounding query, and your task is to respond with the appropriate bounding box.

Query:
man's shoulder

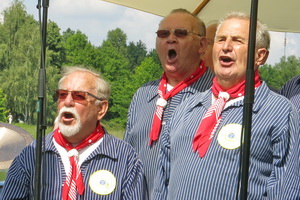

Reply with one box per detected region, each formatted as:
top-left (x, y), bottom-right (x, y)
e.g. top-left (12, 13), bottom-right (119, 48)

top-left (138, 79), bottom-right (160, 90)
top-left (258, 83), bottom-right (296, 112)
top-left (280, 75), bottom-right (300, 98)
top-left (131, 79), bottom-right (160, 100)
top-left (103, 133), bottom-right (137, 152)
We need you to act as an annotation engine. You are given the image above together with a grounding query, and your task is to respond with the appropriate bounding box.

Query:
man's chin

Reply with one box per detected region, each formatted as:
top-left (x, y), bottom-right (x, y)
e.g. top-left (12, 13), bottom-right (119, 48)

top-left (58, 122), bottom-right (81, 138)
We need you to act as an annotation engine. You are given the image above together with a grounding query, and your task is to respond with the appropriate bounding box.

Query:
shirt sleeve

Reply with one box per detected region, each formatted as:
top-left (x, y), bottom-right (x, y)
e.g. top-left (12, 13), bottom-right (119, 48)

top-left (121, 148), bottom-right (146, 200)
top-left (1, 146), bottom-right (34, 200)
top-left (267, 104), bottom-right (300, 199)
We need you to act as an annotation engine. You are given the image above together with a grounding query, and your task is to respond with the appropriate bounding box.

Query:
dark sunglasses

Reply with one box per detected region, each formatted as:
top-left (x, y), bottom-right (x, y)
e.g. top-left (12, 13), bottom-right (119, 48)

top-left (156, 29), bottom-right (201, 38)
top-left (56, 89), bottom-right (103, 104)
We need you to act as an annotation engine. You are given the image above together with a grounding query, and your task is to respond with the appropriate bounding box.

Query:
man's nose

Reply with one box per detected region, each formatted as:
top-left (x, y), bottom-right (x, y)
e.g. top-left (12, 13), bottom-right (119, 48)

top-left (63, 92), bottom-right (75, 107)
top-left (222, 39), bottom-right (233, 51)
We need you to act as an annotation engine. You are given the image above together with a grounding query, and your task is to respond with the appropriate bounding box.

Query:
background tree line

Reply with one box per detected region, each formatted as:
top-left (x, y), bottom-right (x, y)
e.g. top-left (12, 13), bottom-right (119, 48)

top-left (0, 0), bottom-right (299, 127)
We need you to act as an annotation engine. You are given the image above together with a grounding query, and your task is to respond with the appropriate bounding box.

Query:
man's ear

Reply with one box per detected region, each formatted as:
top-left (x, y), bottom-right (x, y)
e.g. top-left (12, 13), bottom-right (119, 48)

top-left (255, 48), bottom-right (269, 68)
top-left (199, 37), bottom-right (208, 56)
top-left (97, 100), bottom-right (108, 121)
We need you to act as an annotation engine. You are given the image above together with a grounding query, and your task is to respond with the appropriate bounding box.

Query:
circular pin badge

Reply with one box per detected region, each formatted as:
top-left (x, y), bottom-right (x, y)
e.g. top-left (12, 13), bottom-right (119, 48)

top-left (89, 170), bottom-right (116, 195)
top-left (156, 98), bottom-right (167, 108)
top-left (217, 124), bottom-right (242, 150)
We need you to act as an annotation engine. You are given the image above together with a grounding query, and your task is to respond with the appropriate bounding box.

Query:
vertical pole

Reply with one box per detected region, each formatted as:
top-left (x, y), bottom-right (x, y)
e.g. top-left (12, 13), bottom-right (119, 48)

top-left (34, 0), bottom-right (49, 199)
top-left (238, 0), bottom-right (259, 199)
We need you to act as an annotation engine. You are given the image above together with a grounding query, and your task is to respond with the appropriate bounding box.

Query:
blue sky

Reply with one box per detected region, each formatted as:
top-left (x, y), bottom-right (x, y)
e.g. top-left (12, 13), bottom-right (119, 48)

top-left (1, 0), bottom-right (300, 66)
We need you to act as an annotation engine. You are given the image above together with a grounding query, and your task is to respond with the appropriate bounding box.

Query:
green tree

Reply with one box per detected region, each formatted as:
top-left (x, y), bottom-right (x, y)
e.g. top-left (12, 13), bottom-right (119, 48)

top-left (0, 1), bottom-right (61, 124)
top-left (131, 56), bottom-right (163, 91)
top-left (47, 21), bottom-right (66, 68)
top-left (0, 0), bottom-right (31, 69)
top-left (259, 64), bottom-right (280, 90)
top-left (63, 30), bottom-right (96, 66)
top-left (274, 56), bottom-right (300, 87)
top-left (260, 55), bottom-right (300, 90)
top-left (106, 28), bottom-right (127, 55)
top-left (62, 28), bottom-right (75, 42)
top-left (95, 29), bottom-right (132, 125)
top-left (127, 40), bottom-right (147, 71)
top-left (0, 88), bottom-right (9, 122)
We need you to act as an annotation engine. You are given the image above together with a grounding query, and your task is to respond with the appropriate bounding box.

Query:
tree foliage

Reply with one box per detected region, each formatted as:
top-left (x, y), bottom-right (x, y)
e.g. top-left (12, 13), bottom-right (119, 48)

top-left (260, 55), bottom-right (300, 90)
top-left (0, 88), bottom-right (9, 122)
top-left (2, 1), bottom-right (298, 128)
top-left (0, 1), bottom-right (60, 124)
top-left (0, 1), bottom-right (162, 127)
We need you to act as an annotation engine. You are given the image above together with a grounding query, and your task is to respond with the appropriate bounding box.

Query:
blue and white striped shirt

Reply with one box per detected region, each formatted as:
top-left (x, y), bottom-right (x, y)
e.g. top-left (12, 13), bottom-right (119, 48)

top-left (1, 130), bottom-right (146, 200)
top-left (153, 82), bottom-right (300, 200)
top-left (280, 75), bottom-right (300, 116)
top-left (124, 69), bottom-right (214, 198)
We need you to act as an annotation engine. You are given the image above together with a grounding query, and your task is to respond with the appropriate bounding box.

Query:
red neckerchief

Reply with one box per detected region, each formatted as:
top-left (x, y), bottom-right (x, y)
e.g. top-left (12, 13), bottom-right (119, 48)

top-left (149, 60), bottom-right (207, 145)
top-left (53, 122), bottom-right (105, 200)
top-left (192, 70), bottom-right (261, 157)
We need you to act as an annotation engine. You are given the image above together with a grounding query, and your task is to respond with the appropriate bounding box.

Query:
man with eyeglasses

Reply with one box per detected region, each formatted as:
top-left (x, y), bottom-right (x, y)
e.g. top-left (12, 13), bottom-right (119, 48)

top-left (124, 8), bottom-right (214, 198)
top-left (1, 66), bottom-right (146, 200)
top-left (153, 11), bottom-right (300, 199)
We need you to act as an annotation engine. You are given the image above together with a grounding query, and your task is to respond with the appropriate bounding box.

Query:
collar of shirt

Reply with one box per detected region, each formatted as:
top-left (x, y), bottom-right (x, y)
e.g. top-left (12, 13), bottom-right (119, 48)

top-left (191, 81), bottom-right (270, 114)
top-left (53, 137), bottom-right (103, 174)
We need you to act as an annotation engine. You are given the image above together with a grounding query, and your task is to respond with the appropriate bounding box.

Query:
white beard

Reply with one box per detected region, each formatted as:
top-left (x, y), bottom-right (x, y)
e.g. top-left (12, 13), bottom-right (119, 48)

top-left (56, 107), bottom-right (82, 137)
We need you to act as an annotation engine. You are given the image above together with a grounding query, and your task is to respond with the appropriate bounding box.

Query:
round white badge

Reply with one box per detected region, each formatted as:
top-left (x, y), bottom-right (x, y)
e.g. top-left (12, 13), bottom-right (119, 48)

top-left (156, 98), bottom-right (168, 108)
top-left (89, 170), bottom-right (116, 195)
top-left (217, 124), bottom-right (242, 150)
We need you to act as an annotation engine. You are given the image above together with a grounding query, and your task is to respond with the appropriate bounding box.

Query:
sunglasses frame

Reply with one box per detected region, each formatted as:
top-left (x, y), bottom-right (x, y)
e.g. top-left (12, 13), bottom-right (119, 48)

top-left (156, 28), bottom-right (202, 38)
top-left (56, 89), bottom-right (103, 104)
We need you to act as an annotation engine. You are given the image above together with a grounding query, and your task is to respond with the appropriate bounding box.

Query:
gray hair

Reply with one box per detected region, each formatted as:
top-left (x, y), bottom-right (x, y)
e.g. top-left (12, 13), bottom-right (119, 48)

top-left (58, 66), bottom-right (110, 104)
top-left (216, 11), bottom-right (270, 50)
top-left (161, 8), bottom-right (206, 37)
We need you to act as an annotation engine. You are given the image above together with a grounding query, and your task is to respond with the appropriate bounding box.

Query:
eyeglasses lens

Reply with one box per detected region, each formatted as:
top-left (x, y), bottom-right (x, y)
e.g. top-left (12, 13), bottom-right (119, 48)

top-left (56, 90), bottom-right (87, 104)
top-left (156, 29), bottom-right (189, 38)
top-left (156, 30), bottom-right (170, 38)
top-left (174, 29), bottom-right (188, 37)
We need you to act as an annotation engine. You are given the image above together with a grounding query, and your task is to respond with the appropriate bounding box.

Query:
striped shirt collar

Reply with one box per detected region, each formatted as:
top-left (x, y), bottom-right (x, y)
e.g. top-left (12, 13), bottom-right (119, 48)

top-left (45, 130), bottom-right (119, 160)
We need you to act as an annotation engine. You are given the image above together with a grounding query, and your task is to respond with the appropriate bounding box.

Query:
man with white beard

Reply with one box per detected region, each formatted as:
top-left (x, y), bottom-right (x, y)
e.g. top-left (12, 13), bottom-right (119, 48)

top-left (1, 66), bottom-right (146, 200)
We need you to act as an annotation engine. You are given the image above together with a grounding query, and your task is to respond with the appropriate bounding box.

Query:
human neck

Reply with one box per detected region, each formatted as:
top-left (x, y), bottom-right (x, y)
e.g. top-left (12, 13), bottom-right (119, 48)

top-left (216, 78), bottom-right (242, 91)
top-left (166, 70), bottom-right (196, 86)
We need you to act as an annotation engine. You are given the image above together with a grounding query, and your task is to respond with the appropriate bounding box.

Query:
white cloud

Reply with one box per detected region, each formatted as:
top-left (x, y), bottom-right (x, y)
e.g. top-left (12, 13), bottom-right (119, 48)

top-left (50, 0), bottom-right (119, 16)
top-left (267, 32), bottom-right (285, 65)
top-left (286, 33), bottom-right (300, 57)
top-left (0, 0), bottom-right (12, 22)
top-left (0, 0), bottom-right (11, 11)
top-left (267, 32), bottom-right (300, 65)
top-left (40, 0), bottom-right (162, 48)
top-left (115, 8), bottom-right (162, 49)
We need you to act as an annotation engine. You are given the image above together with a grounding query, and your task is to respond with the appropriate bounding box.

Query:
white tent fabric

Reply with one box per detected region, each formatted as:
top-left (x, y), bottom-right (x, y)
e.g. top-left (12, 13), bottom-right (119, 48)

top-left (100, 0), bottom-right (300, 33)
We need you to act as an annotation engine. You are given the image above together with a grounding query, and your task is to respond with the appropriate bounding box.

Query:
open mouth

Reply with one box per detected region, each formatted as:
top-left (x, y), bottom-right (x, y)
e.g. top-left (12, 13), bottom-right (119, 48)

top-left (219, 55), bottom-right (234, 66)
top-left (62, 112), bottom-right (75, 120)
top-left (220, 56), bottom-right (233, 63)
top-left (168, 49), bottom-right (177, 59)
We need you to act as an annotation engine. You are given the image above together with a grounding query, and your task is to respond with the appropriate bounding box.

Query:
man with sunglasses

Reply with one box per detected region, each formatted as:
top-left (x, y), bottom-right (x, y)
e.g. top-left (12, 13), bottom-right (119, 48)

top-left (124, 8), bottom-right (214, 198)
top-left (153, 12), bottom-right (300, 199)
top-left (1, 66), bottom-right (145, 200)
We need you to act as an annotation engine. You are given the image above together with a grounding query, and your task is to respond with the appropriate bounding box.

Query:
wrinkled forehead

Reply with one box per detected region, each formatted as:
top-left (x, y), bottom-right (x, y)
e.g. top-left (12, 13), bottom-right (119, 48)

top-left (217, 18), bottom-right (250, 38)
top-left (61, 72), bottom-right (97, 92)
top-left (159, 13), bottom-right (195, 30)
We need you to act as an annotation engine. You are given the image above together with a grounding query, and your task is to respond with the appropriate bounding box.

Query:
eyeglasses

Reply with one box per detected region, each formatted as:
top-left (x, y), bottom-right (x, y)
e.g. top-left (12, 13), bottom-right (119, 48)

top-left (156, 29), bottom-right (201, 38)
top-left (56, 89), bottom-right (103, 104)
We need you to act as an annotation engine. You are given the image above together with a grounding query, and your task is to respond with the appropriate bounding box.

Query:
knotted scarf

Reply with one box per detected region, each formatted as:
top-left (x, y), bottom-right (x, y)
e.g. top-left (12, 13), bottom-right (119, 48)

top-left (53, 122), bottom-right (105, 200)
top-left (149, 61), bottom-right (207, 145)
top-left (192, 70), bottom-right (261, 157)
